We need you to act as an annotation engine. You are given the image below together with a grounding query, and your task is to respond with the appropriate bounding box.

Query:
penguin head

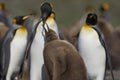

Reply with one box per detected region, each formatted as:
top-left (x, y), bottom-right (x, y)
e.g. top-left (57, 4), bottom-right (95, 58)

top-left (0, 3), bottom-right (5, 10)
top-left (44, 28), bottom-right (59, 42)
top-left (86, 13), bottom-right (98, 25)
top-left (100, 3), bottom-right (109, 12)
top-left (12, 15), bottom-right (29, 25)
top-left (40, 2), bottom-right (52, 23)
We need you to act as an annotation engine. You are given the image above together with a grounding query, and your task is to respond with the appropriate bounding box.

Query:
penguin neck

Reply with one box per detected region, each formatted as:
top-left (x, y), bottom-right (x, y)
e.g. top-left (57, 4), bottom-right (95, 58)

top-left (18, 26), bottom-right (27, 33)
top-left (45, 30), bottom-right (59, 43)
top-left (83, 24), bottom-right (93, 30)
top-left (46, 16), bottom-right (54, 23)
top-left (45, 34), bottom-right (59, 43)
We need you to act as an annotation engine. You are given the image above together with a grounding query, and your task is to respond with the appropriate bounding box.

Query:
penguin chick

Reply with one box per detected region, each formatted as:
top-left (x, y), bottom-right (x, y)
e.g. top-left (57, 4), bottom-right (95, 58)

top-left (43, 28), bottom-right (87, 80)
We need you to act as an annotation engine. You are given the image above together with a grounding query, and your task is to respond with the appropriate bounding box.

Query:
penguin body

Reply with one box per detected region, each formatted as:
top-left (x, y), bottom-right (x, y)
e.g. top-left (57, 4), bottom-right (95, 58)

top-left (78, 13), bottom-right (114, 80)
top-left (43, 27), bottom-right (87, 80)
top-left (0, 16), bottom-right (30, 80)
top-left (78, 24), bottom-right (106, 80)
top-left (30, 21), bottom-right (45, 80)
top-left (46, 14), bottom-right (59, 37)
top-left (30, 14), bottom-right (59, 80)
top-left (6, 27), bottom-right (28, 80)
top-left (29, 2), bottom-right (63, 80)
top-left (44, 40), bottom-right (87, 80)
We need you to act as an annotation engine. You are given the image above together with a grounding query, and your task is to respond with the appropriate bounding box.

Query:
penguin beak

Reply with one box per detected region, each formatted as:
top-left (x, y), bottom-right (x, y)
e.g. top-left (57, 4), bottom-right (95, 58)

top-left (22, 15), bottom-right (30, 20)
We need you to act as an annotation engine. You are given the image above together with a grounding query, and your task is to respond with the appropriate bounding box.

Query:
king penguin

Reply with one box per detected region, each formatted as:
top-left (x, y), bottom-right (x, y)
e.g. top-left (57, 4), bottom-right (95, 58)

top-left (29, 2), bottom-right (52, 80)
top-left (12, 15), bottom-right (34, 41)
top-left (0, 3), bottom-right (13, 28)
top-left (99, 2), bottom-right (110, 21)
top-left (29, 2), bottom-right (64, 80)
top-left (78, 13), bottom-right (114, 80)
top-left (0, 15), bottom-right (31, 80)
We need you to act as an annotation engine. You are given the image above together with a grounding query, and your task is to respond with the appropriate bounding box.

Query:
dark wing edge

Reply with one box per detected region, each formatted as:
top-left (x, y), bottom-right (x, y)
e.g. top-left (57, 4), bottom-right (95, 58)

top-left (24, 20), bottom-right (42, 60)
top-left (19, 20), bottom-right (42, 78)
top-left (92, 26), bottom-right (114, 80)
top-left (58, 28), bottom-right (65, 40)
top-left (42, 64), bottom-right (49, 80)
top-left (0, 28), bottom-right (16, 79)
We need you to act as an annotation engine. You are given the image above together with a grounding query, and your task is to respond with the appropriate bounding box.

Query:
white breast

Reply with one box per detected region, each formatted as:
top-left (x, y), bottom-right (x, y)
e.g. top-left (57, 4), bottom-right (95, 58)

top-left (30, 20), bottom-right (59, 80)
top-left (6, 30), bottom-right (28, 80)
top-left (30, 22), bottom-right (45, 80)
top-left (78, 27), bottom-right (106, 79)
top-left (46, 19), bottom-right (59, 37)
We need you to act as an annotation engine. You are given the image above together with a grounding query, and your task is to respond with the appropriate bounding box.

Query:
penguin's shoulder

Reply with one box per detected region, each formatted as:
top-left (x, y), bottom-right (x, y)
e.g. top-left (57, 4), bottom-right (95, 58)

top-left (3, 28), bottom-right (18, 42)
top-left (16, 26), bottom-right (27, 33)
top-left (92, 25), bottom-right (106, 47)
top-left (46, 16), bottom-right (54, 23)
top-left (82, 24), bottom-right (94, 30)
top-left (80, 24), bottom-right (96, 35)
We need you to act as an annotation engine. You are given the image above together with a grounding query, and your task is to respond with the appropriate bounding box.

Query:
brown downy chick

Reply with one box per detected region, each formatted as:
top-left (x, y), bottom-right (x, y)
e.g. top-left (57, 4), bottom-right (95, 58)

top-left (43, 28), bottom-right (87, 80)
top-left (44, 29), bottom-right (59, 43)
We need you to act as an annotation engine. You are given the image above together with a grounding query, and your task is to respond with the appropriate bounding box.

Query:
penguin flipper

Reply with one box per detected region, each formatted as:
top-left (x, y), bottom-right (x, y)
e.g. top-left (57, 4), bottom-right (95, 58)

top-left (23, 17), bottom-right (34, 40)
top-left (42, 64), bottom-right (49, 80)
top-left (18, 18), bottom-right (34, 78)
top-left (58, 29), bottom-right (65, 40)
top-left (24, 20), bottom-right (42, 60)
top-left (92, 26), bottom-right (114, 80)
top-left (0, 28), bottom-right (17, 78)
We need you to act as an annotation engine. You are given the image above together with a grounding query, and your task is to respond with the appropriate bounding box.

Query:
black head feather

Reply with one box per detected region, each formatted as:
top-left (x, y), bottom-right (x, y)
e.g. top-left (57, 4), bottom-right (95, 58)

top-left (40, 2), bottom-right (52, 22)
top-left (86, 13), bottom-right (98, 25)
top-left (13, 15), bottom-right (29, 25)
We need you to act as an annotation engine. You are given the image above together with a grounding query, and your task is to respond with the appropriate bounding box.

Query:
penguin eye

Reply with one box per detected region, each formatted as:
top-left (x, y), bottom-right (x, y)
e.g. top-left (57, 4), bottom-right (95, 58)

top-left (50, 3), bottom-right (53, 8)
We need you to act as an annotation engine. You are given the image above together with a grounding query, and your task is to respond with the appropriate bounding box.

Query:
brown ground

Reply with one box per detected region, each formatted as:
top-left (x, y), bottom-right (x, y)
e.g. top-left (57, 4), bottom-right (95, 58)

top-left (20, 59), bottom-right (120, 80)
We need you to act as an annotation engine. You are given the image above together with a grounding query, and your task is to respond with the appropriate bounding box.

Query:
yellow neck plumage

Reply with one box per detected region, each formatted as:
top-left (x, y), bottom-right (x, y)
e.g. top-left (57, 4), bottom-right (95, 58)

top-left (46, 12), bottom-right (55, 22)
top-left (82, 24), bottom-right (93, 30)
top-left (17, 26), bottom-right (27, 33)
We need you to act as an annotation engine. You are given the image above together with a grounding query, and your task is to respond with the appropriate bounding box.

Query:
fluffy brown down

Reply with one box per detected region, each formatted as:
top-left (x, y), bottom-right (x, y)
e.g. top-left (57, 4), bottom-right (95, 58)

top-left (43, 29), bottom-right (87, 80)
